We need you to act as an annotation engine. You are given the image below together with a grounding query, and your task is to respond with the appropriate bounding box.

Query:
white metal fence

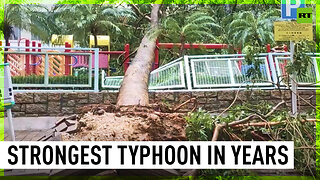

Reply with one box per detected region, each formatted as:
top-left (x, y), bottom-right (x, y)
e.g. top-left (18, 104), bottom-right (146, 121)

top-left (274, 56), bottom-right (319, 86)
top-left (189, 56), bottom-right (272, 88)
top-left (102, 57), bottom-right (185, 90)
top-left (102, 53), bottom-right (319, 91)
top-left (2, 46), bottom-right (100, 92)
top-left (101, 53), bottom-right (319, 91)
top-left (2, 46), bottom-right (319, 92)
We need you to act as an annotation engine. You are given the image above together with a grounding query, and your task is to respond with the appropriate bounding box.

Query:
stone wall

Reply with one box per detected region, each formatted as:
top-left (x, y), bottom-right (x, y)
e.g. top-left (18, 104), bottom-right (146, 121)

top-left (11, 90), bottom-right (316, 117)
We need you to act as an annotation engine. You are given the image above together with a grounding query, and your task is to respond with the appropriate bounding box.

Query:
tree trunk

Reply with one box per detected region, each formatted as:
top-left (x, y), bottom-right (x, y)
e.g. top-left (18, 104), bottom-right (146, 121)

top-left (179, 35), bottom-right (186, 57)
top-left (94, 34), bottom-right (98, 48)
top-left (92, 27), bottom-right (98, 48)
top-left (4, 31), bottom-right (10, 63)
top-left (116, 4), bottom-right (161, 106)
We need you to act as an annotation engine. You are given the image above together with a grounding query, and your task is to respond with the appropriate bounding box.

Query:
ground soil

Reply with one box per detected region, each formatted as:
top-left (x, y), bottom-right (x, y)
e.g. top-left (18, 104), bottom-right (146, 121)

top-left (63, 104), bottom-right (187, 141)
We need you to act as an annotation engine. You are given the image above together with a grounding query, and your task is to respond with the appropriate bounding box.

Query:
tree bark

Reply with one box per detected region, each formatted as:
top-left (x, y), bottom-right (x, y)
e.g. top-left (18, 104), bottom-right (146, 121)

top-left (116, 4), bottom-right (161, 106)
top-left (94, 34), bottom-right (98, 48)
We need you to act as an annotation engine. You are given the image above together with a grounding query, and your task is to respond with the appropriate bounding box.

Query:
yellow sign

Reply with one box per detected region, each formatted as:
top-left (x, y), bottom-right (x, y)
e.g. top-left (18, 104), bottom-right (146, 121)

top-left (274, 21), bottom-right (313, 41)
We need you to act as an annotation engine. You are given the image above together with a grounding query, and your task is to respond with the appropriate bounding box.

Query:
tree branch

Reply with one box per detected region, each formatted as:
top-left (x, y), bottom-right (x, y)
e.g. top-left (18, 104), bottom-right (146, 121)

top-left (130, 4), bottom-right (151, 21)
top-left (211, 100), bottom-right (286, 141)
top-left (232, 119), bottom-right (317, 128)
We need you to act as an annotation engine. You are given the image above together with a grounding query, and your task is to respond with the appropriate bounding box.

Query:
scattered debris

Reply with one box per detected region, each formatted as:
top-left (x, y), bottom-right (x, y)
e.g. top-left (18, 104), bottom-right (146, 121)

top-left (37, 115), bottom-right (80, 141)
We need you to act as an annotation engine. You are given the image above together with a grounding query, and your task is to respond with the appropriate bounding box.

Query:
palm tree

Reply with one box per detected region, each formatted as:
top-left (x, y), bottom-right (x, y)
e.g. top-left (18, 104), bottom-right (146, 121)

top-left (226, 9), bottom-right (280, 78)
top-left (162, 11), bottom-right (220, 56)
top-left (54, 4), bottom-right (135, 47)
top-left (226, 8), bottom-right (280, 50)
top-left (2, 4), bottom-right (49, 45)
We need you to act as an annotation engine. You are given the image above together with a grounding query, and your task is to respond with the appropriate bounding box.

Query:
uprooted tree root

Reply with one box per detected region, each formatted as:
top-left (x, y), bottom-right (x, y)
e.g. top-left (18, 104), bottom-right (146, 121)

top-left (62, 102), bottom-right (194, 141)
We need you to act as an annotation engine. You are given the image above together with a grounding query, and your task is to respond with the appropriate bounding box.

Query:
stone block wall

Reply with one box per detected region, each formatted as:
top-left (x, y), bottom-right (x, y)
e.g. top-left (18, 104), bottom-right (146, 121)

top-left (11, 90), bottom-right (316, 117)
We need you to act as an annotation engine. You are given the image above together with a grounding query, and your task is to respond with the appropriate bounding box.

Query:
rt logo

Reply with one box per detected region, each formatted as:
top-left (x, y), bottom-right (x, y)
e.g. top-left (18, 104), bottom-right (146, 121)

top-left (297, 8), bottom-right (312, 23)
top-left (281, 0), bottom-right (312, 23)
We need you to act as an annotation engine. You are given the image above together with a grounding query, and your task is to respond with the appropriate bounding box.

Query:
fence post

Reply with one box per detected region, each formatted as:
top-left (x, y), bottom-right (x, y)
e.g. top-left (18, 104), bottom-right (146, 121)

top-left (266, 44), bottom-right (272, 77)
top-left (65, 42), bottom-right (71, 75)
top-left (154, 39), bottom-right (159, 70)
top-left (32, 41), bottom-right (36, 74)
top-left (25, 39), bottom-right (30, 75)
top-left (124, 44), bottom-right (130, 73)
top-left (38, 43), bottom-right (41, 53)
top-left (94, 48), bottom-right (99, 92)
top-left (268, 53), bottom-right (278, 86)
top-left (266, 44), bottom-right (271, 52)
top-left (227, 59), bottom-right (235, 85)
top-left (290, 41), bottom-right (297, 116)
top-left (313, 57), bottom-right (320, 82)
top-left (184, 55), bottom-right (192, 91)
top-left (44, 53), bottom-right (49, 86)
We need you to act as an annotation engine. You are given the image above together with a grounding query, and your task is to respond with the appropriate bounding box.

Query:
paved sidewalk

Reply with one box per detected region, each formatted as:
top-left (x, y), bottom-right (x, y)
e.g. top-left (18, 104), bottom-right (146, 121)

top-left (4, 116), bottom-right (61, 131)
top-left (4, 130), bottom-right (47, 141)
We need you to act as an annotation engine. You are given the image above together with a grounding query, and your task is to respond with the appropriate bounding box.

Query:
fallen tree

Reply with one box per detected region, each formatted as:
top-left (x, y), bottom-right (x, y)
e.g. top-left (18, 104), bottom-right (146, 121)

top-left (117, 4), bottom-right (161, 106)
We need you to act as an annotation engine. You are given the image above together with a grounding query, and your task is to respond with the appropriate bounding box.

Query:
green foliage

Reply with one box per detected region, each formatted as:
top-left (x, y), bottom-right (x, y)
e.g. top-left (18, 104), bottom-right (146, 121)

top-left (286, 40), bottom-right (317, 77)
top-left (200, 170), bottom-right (257, 179)
top-left (226, 9), bottom-right (280, 79)
top-left (162, 11), bottom-right (220, 50)
top-left (185, 108), bottom-right (213, 141)
top-left (316, 89), bottom-right (320, 176)
top-left (12, 74), bottom-right (89, 84)
top-left (227, 9), bottom-right (280, 49)
top-left (0, 3), bottom-right (3, 41)
top-left (53, 4), bottom-right (135, 47)
top-left (3, 4), bottom-right (50, 42)
top-left (212, 91), bottom-right (316, 175)
top-left (317, 121), bottom-right (320, 175)
top-left (0, 116), bottom-right (3, 141)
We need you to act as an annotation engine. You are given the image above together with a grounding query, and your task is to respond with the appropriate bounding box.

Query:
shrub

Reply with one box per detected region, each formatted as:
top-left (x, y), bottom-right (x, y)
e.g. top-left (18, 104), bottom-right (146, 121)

top-left (185, 108), bottom-right (213, 141)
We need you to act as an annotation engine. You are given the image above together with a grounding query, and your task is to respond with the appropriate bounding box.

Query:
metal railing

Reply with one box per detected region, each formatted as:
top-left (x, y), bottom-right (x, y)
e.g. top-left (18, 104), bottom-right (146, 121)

top-left (2, 46), bottom-right (319, 92)
top-left (269, 52), bottom-right (319, 87)
top-left (101, 53), bottom-right (319, 91)
top-left (102, 58), bottom-right (185, 90)
top-left (189, 56), bottom-right (272, 88)
top-left (2, 46), bottom-right (100, 92)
